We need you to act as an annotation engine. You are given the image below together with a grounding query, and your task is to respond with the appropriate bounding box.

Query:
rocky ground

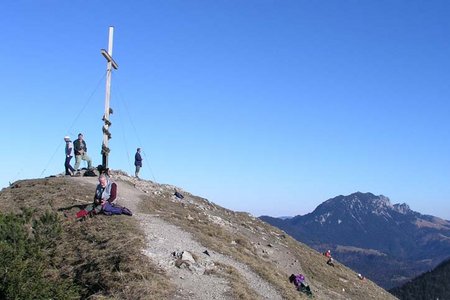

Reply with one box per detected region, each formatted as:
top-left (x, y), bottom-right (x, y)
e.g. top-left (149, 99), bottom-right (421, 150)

top-left (112, 174), bottom-right (281, 299)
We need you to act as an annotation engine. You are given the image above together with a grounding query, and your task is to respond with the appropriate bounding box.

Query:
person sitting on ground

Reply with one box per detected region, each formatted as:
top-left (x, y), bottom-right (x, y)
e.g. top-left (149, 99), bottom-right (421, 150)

top-left (76, 174), bottom-right (132, 218)
top-left (289, 274), bottom-right (312, 296)
top-left (323, 249), bottom-right (335, 266)
top-left (327, 257), bottom-right (335, 267)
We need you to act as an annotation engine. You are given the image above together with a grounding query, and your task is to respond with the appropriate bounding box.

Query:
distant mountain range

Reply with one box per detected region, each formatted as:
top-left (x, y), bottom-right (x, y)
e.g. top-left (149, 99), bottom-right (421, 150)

top-left (389, 258), bottom-right (450, 300)
top-left (260, 192), bottom-right (450, 289)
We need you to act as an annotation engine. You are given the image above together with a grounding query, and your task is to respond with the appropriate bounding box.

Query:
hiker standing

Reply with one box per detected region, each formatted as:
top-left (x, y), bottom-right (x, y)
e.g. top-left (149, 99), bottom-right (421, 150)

top-left (134, 147), bottom-right (142, 178)
top-left (75, 174), bottom-right (132, 218)
top-left (73, 133), bottom-right (93, 171)
top-left (64, 136), bottom-right (76, 176)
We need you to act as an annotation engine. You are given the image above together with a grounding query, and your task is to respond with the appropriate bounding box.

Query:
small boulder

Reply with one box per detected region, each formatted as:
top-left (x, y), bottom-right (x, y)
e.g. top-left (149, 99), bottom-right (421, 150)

top-left (181, 251), bottom-right (196, 264)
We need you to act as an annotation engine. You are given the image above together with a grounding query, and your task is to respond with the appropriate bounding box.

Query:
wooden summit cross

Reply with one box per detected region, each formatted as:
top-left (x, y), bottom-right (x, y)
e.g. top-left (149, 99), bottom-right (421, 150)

top-left (101, 26), bottom-right (118, 169)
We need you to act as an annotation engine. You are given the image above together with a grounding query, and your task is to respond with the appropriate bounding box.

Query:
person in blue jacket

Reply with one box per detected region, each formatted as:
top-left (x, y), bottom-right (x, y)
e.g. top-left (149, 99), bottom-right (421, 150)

top-left (134, 148), bottom-right (143, 178)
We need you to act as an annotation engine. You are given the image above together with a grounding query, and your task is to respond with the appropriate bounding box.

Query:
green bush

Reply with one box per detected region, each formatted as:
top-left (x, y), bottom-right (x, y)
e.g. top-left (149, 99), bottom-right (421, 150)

top-left (0, 210), bottom-right (80, 300)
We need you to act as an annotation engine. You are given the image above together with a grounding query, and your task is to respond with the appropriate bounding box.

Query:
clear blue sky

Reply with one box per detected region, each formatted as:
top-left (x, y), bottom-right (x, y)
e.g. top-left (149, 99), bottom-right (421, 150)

top-left (1, 1), bottom-right (449, 219)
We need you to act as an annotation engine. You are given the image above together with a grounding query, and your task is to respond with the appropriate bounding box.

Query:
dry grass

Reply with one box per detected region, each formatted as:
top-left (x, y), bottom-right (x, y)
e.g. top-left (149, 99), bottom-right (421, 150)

top-left (0, 178), bottom-right (175, 299)
top-left (214, 262), bottom-right (259, 300)
top-left (137, 185), bottom-right (396, 300)
top-left (1, 176), bottom-right (396, 300)
top-left (137, 189), bottom-right (303, 299)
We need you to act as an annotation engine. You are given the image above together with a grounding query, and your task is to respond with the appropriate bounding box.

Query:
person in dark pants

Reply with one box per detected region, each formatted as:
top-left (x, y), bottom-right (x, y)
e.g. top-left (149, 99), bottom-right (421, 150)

top-left (134, 148), bottom-right (143, 178)
top-left (75, 174), bottom-right (132, 218)
top-left (64, 136), bottom-right (76, 176)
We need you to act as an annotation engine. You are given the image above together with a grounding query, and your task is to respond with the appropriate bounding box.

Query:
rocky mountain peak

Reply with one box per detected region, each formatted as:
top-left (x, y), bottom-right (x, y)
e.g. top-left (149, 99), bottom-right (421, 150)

top-left (260, 192), bottom-right (450, 290)
top-left (393, 203), bottom-right (411, 214)
top-left (317, 192), bottom-right (393, 216)
top-left (348, 192), bottom-right (391, 207)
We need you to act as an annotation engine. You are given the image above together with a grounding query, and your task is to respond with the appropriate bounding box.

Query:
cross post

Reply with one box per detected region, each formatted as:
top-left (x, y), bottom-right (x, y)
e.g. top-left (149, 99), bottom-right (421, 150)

top-left (101, 26), bottom-right (119, 169)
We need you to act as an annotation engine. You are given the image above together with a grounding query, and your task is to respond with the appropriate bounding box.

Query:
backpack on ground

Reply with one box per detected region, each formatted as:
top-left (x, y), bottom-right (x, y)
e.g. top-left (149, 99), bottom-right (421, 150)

top-left (299, 282), bottom-right (312, 297)
top-left (83, 169), bottom-right (97, 177)
top-left (289, 274), bottom-right (313, 297)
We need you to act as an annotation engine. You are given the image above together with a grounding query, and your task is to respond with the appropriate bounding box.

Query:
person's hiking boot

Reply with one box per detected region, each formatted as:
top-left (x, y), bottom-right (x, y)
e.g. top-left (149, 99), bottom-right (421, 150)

top-left (122, 207), bottom-right (133, 216)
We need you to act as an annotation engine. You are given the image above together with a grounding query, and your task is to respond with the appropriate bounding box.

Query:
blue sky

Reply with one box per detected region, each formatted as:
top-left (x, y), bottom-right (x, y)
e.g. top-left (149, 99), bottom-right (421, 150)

top-left (1, 1), bottom-right (449, 219)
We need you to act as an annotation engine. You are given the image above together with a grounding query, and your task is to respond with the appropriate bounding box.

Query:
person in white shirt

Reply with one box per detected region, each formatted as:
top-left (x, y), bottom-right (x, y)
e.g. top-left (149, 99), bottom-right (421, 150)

top-left (64, 136), bottom-right (76, 176)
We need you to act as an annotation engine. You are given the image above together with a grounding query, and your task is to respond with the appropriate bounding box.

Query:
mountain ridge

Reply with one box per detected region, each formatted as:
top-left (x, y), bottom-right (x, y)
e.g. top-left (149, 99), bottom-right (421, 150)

top-left (260, 192), bottom-right (450, 289)
top-left (389, 258), bottom-right (450, 299)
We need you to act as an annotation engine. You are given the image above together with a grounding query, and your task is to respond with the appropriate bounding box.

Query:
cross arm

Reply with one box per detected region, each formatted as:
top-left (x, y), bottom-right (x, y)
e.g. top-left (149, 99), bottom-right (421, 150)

top-left (101, 49), bottom-right (119, 70)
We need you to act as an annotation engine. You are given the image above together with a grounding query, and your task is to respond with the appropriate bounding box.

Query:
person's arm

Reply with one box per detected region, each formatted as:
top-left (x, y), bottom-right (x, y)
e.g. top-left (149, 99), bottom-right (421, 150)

top-left (73, 140), bottom-right (79, 154)
top-left (94, 186), bottom-right (101, 205)
top-left (108, 183), bottom-right (117, 203)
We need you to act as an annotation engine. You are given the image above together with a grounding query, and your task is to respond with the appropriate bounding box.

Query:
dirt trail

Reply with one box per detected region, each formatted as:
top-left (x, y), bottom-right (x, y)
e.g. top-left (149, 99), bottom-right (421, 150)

top-left (77, 175), bottom-right (282, 299)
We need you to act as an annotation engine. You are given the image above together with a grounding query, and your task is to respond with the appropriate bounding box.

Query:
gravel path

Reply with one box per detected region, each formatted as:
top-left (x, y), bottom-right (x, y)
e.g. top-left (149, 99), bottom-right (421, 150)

top-left (113, 177), bottom-right (282, 300)
top-left (54, 174), bottom-right (398, 300)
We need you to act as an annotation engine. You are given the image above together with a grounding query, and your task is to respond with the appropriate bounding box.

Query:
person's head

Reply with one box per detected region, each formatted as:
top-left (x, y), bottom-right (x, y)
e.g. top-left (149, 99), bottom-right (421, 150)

top-left (78, 133), bottom-right (84, 140)
top-left (137, 147), bottom-right (141, 152)
top-left (64, 136), bottom-right (71, 142)
top-left (98, 174), bottom-right (108, 187)
top-left (289, 274), bottom-right (296, 283)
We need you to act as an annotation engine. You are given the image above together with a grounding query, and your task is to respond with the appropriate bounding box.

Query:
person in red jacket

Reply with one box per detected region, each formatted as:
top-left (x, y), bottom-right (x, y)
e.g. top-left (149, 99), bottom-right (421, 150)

top-left (323, 249), bottom-right (335, 266)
